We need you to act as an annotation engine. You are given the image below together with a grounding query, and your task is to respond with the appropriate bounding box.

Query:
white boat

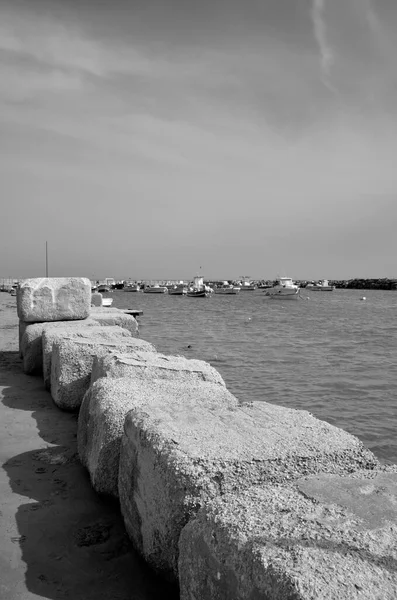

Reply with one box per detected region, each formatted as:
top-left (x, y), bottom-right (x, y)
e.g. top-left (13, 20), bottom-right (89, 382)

top-left (239, 277), bottom-right (256, 290)
top-left (143, 284), bottom-right (168, 294)
top-left (264, 277), bottom-right (300, 300)
top-left (214, 282), bottom-right (240, 295)
top-left (102, 298), bottom-right (113, 307)
top-left (187, 275), bottom-right (211, 298)
top-left (306, 279), bottom-right (335, 291)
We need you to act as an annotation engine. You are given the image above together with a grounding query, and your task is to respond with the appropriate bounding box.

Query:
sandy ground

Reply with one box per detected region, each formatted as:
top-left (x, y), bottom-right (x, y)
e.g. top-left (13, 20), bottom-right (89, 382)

top-left (0, 293), bottom-right (178, 600)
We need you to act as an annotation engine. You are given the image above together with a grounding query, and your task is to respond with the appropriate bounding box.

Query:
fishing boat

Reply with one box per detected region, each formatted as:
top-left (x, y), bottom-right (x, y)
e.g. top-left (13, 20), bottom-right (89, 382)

top-left (214, 282), bottom-right (240, 295)
top-left (306, 279), bottom-right (335, 291)
top-left (143, 284), bottom-right (168, 294)
top-left (168, 283), bottom-right (187, 295)
top-left (264, 277), bottom-right (300, 300)
top-left (238, 277), bottom-right (256, 290)
top-left (187, 275), bottom-right (210, 298)
top-left (123, 283), bottom-right (141, 292)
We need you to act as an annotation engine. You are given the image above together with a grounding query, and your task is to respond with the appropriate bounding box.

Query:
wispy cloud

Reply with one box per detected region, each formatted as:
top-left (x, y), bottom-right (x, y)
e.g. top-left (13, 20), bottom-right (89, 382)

top-left (310, 0), bottom-right (336, 92)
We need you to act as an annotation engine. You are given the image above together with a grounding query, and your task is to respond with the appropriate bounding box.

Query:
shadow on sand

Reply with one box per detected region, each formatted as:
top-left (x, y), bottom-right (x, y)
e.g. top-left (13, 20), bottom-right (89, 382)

top-left (1, 350), bottom-right (178, 600)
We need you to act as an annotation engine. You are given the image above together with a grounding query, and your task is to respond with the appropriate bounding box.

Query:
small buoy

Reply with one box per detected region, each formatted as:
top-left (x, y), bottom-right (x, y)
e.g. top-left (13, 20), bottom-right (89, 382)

top-left (360, 297), bottom-right (366, 301)
top-left (187, 344), bottom-right (192, 349)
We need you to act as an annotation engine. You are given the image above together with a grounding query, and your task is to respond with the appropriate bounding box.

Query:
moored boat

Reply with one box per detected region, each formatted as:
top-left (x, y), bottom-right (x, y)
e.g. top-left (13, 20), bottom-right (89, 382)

top-left (123, 283), bottom-right (141, 292)
top-left (264, 277), bottom-right (300, 299)
top-left (187, 275), bottom-right (211, 298)
top-left (214, 282), bottom-right (240, 295)
top-left (306, 279), bottom-right (335, 291)
top-left (168, 284), bottom-right (187, 295)
top-left (143, 284), bottom-right (168, 294)
top-left (238, 277), bottom-right (256, 290)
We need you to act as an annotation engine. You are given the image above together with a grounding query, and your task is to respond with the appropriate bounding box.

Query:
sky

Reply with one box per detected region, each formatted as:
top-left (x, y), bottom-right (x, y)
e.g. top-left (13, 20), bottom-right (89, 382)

top-left (1, 0), bottom-right (397, 281)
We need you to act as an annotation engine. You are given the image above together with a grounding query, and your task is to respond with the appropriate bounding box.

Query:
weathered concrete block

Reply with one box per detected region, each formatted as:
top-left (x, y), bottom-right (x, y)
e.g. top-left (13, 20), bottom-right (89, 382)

top-left (119, 400), bottom-right (379, 580)
top-left (51, 337), bottom-right (156, 411)
top-left (90, 351), bottom-right (225, 387)
top-left (179, 471), bottom-right (397, 599)
top-left (42, 325), bottom-right (132, 388)
top-left (21, 318), bottom-right (100, 375)
top-left (17, 277), bottom-right (91, 323)
top-left (79, 365), bottom-right (228, 498)
top-left (42, 309), bottom-right (140, 388)
top-left (89, 307), bottom-right (138, 336)
top-left (91, 292), bottom-right (103, 307)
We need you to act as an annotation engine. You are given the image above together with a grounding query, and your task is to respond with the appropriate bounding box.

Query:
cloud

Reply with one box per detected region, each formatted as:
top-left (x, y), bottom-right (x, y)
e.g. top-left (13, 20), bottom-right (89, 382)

top-left (310, 0), bottom-right (336, 92)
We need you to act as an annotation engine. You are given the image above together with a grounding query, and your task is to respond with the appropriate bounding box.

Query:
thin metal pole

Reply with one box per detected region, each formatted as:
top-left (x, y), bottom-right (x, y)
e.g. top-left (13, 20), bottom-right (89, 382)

top-left (46, 241), bottom-right (48, 277)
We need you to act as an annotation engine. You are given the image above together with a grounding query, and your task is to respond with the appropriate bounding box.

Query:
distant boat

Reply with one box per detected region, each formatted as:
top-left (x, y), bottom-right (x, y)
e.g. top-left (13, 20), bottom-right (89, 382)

top-left (143, 285), bottom-right (168, 294)
top-left (306, 279), bottom-right (335, 291)
top-left (123, 283), bottom-right (141, 292)
top-left (264, 277), bottom-right (300, 300)
top-left (10, 288), bottom-right (17, 297)
top-left (102, 298), bottom-right (113, 307)
top-left (214, 282), bottom-right (240, 295)
top-left (187, 275), bottom-right (211, 298)
top-left (168, 284), bottom-right (187, 295)
top-left (239, 277), bottom-right (256, 290)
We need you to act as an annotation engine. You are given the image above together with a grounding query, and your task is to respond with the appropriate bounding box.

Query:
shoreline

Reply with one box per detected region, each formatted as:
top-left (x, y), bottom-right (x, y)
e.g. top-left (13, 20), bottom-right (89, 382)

top-left (0, 293), bottom-right (178, 600)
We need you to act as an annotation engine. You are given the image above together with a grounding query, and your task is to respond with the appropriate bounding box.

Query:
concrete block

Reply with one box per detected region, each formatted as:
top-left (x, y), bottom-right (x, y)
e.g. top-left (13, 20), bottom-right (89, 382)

top-left (78, 365), bottom-right (227, 498)
top-left (51, 337), bottom-right (156, 411)
top-left (17, 277), bottom-right (91, 323)
top-left (21, 318), bottom-right (99, 375)
top-left (91, 292), bottom-right (103, 307)
top-left (89, 307), bottom-right (138, 336)
top-left (179, 471), bottom-right (397, 599)
top-left (90, 351), bottom-right (225, 386)
top-left (42, 325), bottom-right (132, 388)
top-left (119, 400), bottom-right (378, 581)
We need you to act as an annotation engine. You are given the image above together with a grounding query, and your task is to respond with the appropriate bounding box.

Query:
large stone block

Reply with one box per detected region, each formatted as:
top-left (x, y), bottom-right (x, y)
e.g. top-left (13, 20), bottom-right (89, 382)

top-left (51, 337), bottom-right (156, 411)
top-left (17, 277), bottom-right (91, 323)
top-left (89, 307), bottom-right (138, 335)
top-left (41, 325), bottom-right (132, 387)
top-left (90, 351), bottom-right (225, 387)
top-left (42, 309), bottom-right (139, 387)
top-left (179, 471), bottom-right (397, 600)
top-left (21, 318), bottom-right (99, 375)
top-left (78, 364), bottom-right (227, 498)
top-left (119, 400), bottom-right (379, 581)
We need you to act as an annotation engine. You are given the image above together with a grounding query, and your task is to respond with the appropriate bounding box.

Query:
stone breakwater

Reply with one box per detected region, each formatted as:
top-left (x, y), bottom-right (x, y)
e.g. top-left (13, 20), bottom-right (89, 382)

top-left (16, 278), bottom-right (397, 599)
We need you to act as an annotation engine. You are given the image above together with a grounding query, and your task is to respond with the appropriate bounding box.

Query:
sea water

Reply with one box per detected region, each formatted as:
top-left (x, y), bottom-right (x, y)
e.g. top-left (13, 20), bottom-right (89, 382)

top-left (110, 289), bottom-right (397, 465)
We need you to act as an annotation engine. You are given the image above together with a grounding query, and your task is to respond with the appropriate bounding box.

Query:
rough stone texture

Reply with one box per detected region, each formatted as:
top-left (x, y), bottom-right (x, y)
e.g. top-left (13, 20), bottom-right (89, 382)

top-left (17, 277), bottom-right (91, 322)
top-left (91, 292), bottom-right (103, 307)
top-left (51, 337), bottom-right (156, 411)
top-left (42, 310), bottom-right (142, 388)
top-left (89, 307), bottom-right (139, 336)
top-left (179, 471), bottom-right (397, 600)
top-left (118, 400), bottom-right (379, 581)
top-left (91, 351), bottom-right (225, 387)
top-left (21, 318), bottom-right (100, 375)
top-left (78, 372), bottom-right (229, 498)
top-left (42, 325), bottom-right (132, 388)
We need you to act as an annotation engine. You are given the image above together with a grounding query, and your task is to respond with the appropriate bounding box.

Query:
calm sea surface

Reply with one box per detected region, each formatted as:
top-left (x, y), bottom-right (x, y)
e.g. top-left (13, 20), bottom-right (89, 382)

top-left (109, 289), bottom-right (397, 465)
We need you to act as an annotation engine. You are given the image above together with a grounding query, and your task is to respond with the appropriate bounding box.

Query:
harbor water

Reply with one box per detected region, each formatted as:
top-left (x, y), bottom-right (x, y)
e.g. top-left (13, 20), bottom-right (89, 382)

top-left (109, 289), bottom-right (397, 465)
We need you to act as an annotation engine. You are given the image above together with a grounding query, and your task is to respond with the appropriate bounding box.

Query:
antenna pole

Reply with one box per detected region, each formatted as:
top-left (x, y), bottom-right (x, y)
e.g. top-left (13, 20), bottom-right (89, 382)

top-left (46, 241), bottom-right (48, 277)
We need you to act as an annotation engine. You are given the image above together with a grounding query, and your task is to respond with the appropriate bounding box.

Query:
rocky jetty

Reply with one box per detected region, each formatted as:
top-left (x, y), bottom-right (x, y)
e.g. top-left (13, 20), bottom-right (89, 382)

top-left (6, 277), bottom-right (397, 599)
